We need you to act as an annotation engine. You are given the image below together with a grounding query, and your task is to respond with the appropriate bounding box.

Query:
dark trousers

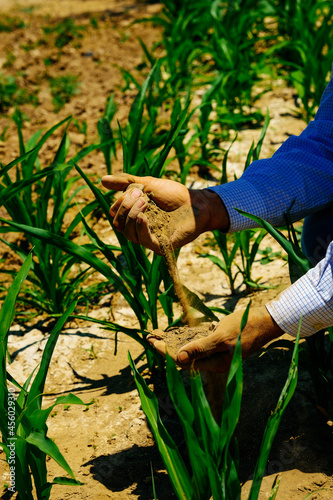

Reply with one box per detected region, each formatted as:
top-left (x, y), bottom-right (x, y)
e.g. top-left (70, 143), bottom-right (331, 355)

top-left (301, 206), bottom-right (333, 265)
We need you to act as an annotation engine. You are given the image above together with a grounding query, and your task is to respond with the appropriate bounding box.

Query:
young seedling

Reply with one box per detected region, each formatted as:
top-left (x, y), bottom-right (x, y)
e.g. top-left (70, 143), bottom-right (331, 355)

top-left (0, 255), bottom-right (87, 499)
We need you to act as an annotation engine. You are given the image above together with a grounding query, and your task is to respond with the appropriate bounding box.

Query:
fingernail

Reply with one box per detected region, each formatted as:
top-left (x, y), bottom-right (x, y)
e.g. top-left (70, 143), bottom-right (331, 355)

top-left (178, 351), bottom-right (190, 364)
top-left (131, 188), bottom-right (142, 198)
top-left (136, 199), bottom-right (145, 209)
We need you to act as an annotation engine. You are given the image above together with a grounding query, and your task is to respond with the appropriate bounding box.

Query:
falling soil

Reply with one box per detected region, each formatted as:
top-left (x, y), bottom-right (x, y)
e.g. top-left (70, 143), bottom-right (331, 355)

top-left (140, 187), bottom-right (228, 422)
top-left (128, 183), bottom-right (195, 327)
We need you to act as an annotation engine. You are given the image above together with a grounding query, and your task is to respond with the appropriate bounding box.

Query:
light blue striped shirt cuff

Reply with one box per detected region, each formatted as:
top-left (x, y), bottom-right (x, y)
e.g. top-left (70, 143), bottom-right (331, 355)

top-left (266, 242), bottom-right (333, 336)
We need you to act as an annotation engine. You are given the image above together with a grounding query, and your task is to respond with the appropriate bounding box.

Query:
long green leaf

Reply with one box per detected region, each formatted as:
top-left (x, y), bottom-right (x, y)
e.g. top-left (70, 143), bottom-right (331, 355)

top-left (0, 145), bottom-right (39, 178)
top-left (26, 430), bottom-right (76, 479)
top-left (0, 217), bottom-right (138, 312)
top-left (0, 163), bottom-right (69, 208)
top-left (248, 324), bottom-right (301, 499)
top-left (166, 354), bottom-right (211, 500)
top-left (236, 209), bottom-right (311, 277)
top-left (128, 351), bottom-right (193, 500)
top-left (128, 65), bottom-right (157, 168)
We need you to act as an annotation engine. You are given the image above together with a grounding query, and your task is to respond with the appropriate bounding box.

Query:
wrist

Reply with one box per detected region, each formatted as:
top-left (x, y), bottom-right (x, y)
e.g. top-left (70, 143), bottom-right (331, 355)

top-left (190, 189), bottom-right (230, 233)
top-left (258, 306), bottom-right (284, 343)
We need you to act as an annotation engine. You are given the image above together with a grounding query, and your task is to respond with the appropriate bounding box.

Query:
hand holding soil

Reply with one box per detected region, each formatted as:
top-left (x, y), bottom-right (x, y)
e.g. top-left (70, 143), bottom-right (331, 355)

top-left (104, 174), bottom-right (284, 374)
top-left (147, 306), bottom-right (284, 372)
top-left (102, 173), bottom-right (230, 253)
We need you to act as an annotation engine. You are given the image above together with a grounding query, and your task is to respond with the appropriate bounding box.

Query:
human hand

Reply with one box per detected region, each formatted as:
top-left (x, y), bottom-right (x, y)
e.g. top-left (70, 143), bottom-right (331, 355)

top-left (101, 173), bottom-right (229, 253)
top-left (147, 306), bottom-right (284, 372)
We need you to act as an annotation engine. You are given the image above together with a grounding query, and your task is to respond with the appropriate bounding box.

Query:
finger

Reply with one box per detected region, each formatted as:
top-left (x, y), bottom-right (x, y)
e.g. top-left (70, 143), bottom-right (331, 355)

top-left (177, 333), bottom-right (230, 365)
top-left (120, 198), bottom-right (150, 242)
top-left (133, 213), bottom-right (162, 254)
top-left (147, 330), bottom-right (164, 341)
top-left (112, 189), bottom-right (147, 232)
top-left (102, 173), bottom-right (154, 192)
top-left (146, 338), bottom-right (169, 357)
top-left (110, 185), bottom-right (144, 217)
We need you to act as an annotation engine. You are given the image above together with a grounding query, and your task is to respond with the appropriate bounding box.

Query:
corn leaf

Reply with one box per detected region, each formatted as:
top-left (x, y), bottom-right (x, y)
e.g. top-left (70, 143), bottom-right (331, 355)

top-left (0, 254), bottom-right (32, 433)
top-left (235, 209), bottom-right (311, 278)
top-left (0, 145), bottom-right (39, 179)
top-left (0, 162), bottom-right (69, 208)
top-left (127, 64), bottom-right (157, 168)
top-left (49, 477), bottom-right (84, 486)
top-left (128, 351), bottom-right (193, 500)
top-left (166, 354), bottom-right (211, 500)
top-left (0, 217), bottom-right (142, 317)
top-left (248, 324), bottom-right (300, 499)
top-left (26, 429), bottom-right (76, 479)
top-left (268, 474), bottom-right (281, 500)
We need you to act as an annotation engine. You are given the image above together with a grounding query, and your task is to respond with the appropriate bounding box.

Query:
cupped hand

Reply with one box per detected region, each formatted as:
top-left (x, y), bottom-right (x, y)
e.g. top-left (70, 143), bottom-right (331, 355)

top-left (147, 306), bottom-right (284, 372)
top-left (102, 173), bottom-right (229, 253)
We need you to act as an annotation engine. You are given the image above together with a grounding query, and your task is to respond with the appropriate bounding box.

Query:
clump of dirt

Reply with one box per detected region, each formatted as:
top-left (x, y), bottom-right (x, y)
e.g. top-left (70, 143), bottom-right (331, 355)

top-left (149, 324), bottom-right (216, 357)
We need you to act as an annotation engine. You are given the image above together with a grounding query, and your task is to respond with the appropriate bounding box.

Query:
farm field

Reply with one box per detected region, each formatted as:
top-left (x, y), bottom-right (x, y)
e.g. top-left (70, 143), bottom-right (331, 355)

top-left (1, 0), bottom-right (333, 499)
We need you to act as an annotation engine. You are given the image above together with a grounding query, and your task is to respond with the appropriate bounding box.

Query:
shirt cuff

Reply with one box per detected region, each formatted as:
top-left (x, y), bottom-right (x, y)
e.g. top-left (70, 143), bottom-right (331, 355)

top-left (205, 179), bottom-right (268, 232)
top-left (266, 242), bottom-right (333, 337)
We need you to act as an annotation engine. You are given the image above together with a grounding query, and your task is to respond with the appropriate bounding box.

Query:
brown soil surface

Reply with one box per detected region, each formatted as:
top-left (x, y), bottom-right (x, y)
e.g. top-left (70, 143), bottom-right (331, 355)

top-left (1, 1), bottom-right (333, 500)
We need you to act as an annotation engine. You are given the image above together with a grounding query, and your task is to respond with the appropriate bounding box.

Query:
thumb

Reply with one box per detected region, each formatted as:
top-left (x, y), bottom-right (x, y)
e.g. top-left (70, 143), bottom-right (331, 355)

top-left (102, 173), bottom-right (154, 192)
top-left (177, 333), bottom-right (228, 365)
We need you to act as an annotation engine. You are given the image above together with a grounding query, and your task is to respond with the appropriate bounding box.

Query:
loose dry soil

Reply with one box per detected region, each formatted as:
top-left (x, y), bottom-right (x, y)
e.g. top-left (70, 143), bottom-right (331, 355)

top-left (1, 1), bottom-right (333, 499)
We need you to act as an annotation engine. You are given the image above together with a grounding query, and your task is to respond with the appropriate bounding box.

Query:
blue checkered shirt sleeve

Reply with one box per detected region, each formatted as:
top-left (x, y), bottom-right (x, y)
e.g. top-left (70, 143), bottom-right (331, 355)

top-left (206, 73), bottom-right (333, 232)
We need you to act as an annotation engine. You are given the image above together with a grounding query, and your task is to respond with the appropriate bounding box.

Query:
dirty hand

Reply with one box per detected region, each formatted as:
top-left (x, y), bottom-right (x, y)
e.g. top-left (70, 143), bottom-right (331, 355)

top-left (101, 173), bottom-right (229, 253)
top-left (147, 306), bottom-right (284, 372)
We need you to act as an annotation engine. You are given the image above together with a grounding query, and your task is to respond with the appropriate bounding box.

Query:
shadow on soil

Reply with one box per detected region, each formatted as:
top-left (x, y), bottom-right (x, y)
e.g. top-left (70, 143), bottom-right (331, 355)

top-left (83, 444), bottom-right (176, 500)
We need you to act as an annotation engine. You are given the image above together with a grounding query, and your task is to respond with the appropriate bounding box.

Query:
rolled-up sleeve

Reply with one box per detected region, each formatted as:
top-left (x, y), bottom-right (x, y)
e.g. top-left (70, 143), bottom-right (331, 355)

top-left (266, 242), bottom-right (333, 336)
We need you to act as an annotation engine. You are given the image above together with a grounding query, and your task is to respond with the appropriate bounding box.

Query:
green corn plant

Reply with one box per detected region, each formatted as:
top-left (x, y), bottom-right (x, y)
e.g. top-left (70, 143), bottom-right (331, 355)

top-left (129, 302), bottom-right (301, 499)
top-left (236, 228), bottom-right (268, 291)
top-left (200, 111), bottom-right (271, 293)
top-left (195, 75), bottom-right (226, 166)
top-left (0, 111), bottom-right (113, 316)
top-left (42, 17), bottom-right (86, 49)
top-left (97, 93), bottom-right (117, 174)
top-left (49, 75), bottom-right (81, 112)
top-left (0, 73), bottom-right (39, 113)
top-left (119, 64), bottom-right (193, 179)
top-left (206, 0), bottom-right (272, 125)
top-left (0, 254), bottom-right (86, 499)
top-left (199, 230), bottom-right (240, 295)
top-left (237, 208), bottom-right (333, 419)
top-left (167, 92), bottom-right (224, 184)
top-left (270, 0), bottom-right (333, 121)
top-left (134, 0), bottom-right (213, 96)
top-left (235, 111), bottom-right (272, 290)
top-left (135, 0), bottom-right (271, 132)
